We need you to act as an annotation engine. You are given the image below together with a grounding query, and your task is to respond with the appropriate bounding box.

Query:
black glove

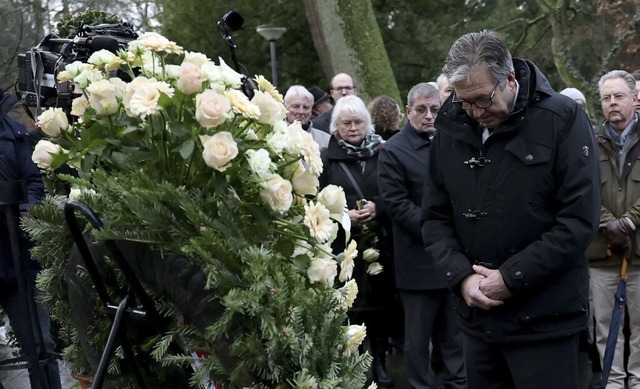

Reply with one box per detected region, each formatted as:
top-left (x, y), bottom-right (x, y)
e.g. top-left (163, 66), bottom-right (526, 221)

top-left (600, 218), bottom-right (634, 258)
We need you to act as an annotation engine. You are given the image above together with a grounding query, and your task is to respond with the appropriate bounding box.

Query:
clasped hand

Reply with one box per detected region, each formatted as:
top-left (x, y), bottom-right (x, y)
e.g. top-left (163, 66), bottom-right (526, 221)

top-left (461, 265), bottom-right (512, 310)
top-left (348, 201), bottom-right (376, 227)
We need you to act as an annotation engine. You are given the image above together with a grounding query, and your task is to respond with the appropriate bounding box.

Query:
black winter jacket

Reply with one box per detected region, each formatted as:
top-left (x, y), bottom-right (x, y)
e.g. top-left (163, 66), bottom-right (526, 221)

top-left (0, 92), bottom-right (44, 280)
top-left (378, 122), bottom-right (444, 290)
top-left (421, 59), bottom-right (600, 342)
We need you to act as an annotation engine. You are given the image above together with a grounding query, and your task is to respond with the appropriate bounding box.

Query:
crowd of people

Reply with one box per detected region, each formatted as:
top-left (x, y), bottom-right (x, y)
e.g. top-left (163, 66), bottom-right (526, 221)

top-left (2, 27), bottom-right (640, 389)
top-left (290, 29), bottom-right (640, 389)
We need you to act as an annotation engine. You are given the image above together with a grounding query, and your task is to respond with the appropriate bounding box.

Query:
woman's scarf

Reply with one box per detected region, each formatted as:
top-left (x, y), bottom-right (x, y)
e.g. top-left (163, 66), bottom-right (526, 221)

top-left (337, 133), bottom-right (383, 160)
top-left (337, 133), bottom-right (383, 173)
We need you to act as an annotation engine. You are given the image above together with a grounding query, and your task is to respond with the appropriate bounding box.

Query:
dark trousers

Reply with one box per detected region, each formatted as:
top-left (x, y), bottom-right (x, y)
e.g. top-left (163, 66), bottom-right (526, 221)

top-left (464, 332), bottom-right (580, 389)
top-left (399, 289), bottom-right (466, 389)
top-left (0, 281), bottom-right (61, 389)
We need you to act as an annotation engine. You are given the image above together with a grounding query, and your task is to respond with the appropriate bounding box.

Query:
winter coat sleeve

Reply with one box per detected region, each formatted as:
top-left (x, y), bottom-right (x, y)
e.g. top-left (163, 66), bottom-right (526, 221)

top-left (377, 145), bottom-right (422, 241)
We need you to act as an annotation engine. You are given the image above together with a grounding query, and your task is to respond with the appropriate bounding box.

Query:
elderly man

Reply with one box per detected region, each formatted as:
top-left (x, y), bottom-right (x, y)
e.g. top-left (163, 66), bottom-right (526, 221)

top-left (312, 73), bottom-right (357, 133)
top-left (378, 83), bottom-right (466, 389)
top-left (284, 85), bottom-right (330, 149)
top-left (421, 30), bottom-right (600, 388)
top-left (588, 70), bottom-right (640, 389)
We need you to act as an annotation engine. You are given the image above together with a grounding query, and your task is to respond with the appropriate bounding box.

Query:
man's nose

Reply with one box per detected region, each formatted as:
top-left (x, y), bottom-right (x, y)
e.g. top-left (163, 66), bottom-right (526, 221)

top-left (469, 106), bottom-right (486, 119)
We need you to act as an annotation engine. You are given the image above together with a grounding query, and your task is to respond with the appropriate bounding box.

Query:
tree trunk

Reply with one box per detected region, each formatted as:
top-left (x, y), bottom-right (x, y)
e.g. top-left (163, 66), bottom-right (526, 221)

top-left (303, 0), bottom-right (401, 103)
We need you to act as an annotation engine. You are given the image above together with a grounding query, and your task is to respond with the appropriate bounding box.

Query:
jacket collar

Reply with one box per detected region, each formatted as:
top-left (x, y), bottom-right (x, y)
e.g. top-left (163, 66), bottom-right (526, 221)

top-left (402, 122), bottom-right (432, 150)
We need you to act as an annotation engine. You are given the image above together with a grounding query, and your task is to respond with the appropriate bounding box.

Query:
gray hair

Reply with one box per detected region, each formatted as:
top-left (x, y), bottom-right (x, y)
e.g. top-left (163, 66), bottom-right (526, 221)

top-left (442, 30), bottom-right (514, 89)
top-left (598, 70), bottom-right (637, 96)
top-left (284, 85), bottom-right (314, 107)
top-left (407, 83), bottom-right (440, 106)
top-left (329, 95), bottom-right (373, 135)
top-left (436, 73), bottom-right (448, 89)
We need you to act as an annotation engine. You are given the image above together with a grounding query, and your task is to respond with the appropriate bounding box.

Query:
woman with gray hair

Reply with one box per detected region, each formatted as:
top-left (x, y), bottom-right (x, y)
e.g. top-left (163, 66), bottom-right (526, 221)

top-left (319, 95), bottom-right (396, 386)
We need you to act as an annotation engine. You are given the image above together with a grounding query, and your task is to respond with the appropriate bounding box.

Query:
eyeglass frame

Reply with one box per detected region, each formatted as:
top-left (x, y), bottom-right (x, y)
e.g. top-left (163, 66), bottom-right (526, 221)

top-left (451, 81), bottom-right (500, 110)
top-left (331, 86), bottom-right (356, 93)
top-left (409, 105), bottom-right (440, 116)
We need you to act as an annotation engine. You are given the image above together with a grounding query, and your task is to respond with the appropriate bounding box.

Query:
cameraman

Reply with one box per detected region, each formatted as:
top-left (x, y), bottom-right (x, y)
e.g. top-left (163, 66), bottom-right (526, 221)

top-left (0, 89), bottom-right (60, 388)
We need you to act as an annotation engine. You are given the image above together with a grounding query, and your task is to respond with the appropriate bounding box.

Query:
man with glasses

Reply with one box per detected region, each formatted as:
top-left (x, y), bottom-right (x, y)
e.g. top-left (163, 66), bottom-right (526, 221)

top-left (312, 73), bottom-right (357, 133)
top-left (378, 83), bottom-right (466, 389)
top-left (421, 30), bottom-right (600, 388)
top-left (588, 70), bottom-right (640, 388)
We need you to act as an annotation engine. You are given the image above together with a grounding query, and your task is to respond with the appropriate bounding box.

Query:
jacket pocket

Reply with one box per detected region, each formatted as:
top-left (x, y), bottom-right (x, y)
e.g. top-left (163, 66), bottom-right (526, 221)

top-left (505, 138), bottom-right (553, 166)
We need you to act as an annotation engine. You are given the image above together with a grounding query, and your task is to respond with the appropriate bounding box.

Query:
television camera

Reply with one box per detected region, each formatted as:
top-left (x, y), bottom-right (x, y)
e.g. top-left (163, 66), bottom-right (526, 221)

top-left (16, 23), bottom-right (137, 114)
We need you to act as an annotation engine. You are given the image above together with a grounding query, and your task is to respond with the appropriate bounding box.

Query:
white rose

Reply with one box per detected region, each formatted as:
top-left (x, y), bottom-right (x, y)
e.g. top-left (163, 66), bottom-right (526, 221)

top-left (246, 149), bottom-right (273, 178)
top-left (32, 140), bottom-right (63, 169)
top-left (109, 77), bottom-right (127, 99)
top-left (317, 185), bottom-right (347, 216)
top-left (266, 131), bottom-right (288, 154)
top-left (37, 108), bottom-right (69, 137)
top-left (183, 51), bottom-right (210, 67)
top-left (307, 256), bottom-right (337, 287)
top-left (177, 62), bottom-right (204, 95)
top-left (73, 68), bottom-right (104, 89)
top-left (164, 64), bottom-right (182, 80)
top-left (200, 132), bottom-right (238, 172)
top-left (86, 79), bottom-right (119, 116)
top-left (362, 248), bottom-right (380, 262)
top-left (286, 162), bottom-right (319, 196)
top-left (88, 49), bottom-right (124, 72)
top-left (367, 262), bottom-right (383, 275)
top-left (251, 90), bottom-right (286, 125)
top-left (259, 174), bottom-right (293, 214)
top-left (195, 90), bottom-right (230, 129)
top-left (57, 61), bottom-right (94, 82)
top-left (70, 95), bottom-right (89, 118)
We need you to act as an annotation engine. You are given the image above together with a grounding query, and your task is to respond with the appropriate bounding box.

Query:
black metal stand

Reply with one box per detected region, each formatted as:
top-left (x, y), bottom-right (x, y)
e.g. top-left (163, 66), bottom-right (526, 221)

top-left (64, 200), bottom-right (170, 389)
top-left (0, 180), bottom-right (56, 389)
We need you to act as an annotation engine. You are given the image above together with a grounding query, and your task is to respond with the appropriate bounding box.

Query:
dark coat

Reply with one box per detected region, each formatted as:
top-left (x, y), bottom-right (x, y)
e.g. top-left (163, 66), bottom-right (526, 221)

top-left (0, 92), bottom-right (45, 280)
top-left (312, 108), bottom-right (332, 134)
top-left (319, 135), bottom-right (392, 311)
top-left (377, 122), bottom-right (444, 290)
top-left (421, 59), bottom-right (600, 342)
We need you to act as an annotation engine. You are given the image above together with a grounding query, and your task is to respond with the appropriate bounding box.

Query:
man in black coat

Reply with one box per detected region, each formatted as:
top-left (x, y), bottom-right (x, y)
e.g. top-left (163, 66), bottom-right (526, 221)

top-left (421, 30), bottom-right (600, 388)
top-left (0, 90), bottom-right (61, 388)
top-left (378, 83), bottom-right (466, 389)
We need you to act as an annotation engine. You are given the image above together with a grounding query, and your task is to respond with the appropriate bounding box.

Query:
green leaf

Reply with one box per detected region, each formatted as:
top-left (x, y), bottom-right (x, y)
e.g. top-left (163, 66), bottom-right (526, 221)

top-left (158, 93), bottom-right (174, 110)
top-left (175, 139), bottom-right (195, 160)
top-left (49, 152), bottom-right (70, 170)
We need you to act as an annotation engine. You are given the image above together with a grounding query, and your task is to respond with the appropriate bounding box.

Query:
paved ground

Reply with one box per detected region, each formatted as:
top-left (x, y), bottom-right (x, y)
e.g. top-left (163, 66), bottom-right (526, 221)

top-left (0, 341), bottom-right (76, 389)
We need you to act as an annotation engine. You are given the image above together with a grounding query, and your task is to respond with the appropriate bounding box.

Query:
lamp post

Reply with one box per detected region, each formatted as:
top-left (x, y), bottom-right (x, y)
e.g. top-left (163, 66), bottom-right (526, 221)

top-left (256, 24), bottom-right (287, 88)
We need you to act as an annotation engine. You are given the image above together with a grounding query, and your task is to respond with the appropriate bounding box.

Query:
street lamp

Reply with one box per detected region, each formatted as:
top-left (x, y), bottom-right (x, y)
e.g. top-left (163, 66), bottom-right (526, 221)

top-left (256, 24), bottom-right (287, 88)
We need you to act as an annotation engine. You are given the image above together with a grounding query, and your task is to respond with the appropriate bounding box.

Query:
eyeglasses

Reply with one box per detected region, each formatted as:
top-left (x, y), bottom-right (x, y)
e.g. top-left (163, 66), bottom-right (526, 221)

top-left (331, 86), bottom-right (356, 93)
top-left (411, 106), bottom-right (439, 116)
top-left (601, 92), bottom-right (630, 103)
top-left (452, 82), bottom-right (499, 110)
